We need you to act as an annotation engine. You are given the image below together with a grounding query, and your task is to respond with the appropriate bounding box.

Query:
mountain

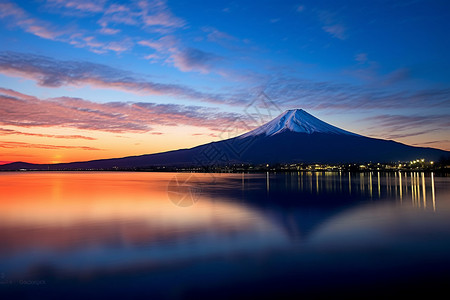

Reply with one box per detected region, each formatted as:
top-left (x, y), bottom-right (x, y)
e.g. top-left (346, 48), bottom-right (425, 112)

top-left (239, 109), bottom-right (359, 138)
top-left (1, 109), bottom-right (448, 170)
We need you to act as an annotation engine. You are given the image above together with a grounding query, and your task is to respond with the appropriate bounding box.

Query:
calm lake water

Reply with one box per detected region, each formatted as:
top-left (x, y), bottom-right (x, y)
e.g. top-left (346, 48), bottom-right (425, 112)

top-left (1, 171), bottom-right (450, 299)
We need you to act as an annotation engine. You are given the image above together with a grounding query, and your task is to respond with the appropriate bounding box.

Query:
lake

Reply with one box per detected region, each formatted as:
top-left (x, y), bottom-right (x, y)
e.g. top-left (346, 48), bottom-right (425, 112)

top-left (1, 171), bottom-right (450, 299)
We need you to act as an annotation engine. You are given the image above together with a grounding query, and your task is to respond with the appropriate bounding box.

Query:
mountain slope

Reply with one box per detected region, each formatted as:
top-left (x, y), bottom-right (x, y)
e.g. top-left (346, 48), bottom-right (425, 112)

top-left (0, 109), bottom-right (448, 170)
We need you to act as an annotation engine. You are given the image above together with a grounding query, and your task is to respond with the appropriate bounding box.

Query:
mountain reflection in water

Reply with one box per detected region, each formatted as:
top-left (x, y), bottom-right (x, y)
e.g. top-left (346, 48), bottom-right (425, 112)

top-left (0, 171), bottom-right (449, 299)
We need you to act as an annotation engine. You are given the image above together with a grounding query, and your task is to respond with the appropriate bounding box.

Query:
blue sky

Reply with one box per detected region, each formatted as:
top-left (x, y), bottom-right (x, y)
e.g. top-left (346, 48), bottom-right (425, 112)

top-left (0, 0), bottom-right (449, 163)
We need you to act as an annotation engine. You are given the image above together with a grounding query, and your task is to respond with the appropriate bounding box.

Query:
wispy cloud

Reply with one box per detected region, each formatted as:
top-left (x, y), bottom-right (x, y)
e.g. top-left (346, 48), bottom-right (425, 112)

top-left (363, 114), bottom-right (450, 139)
top-left (0, 141), bottom-right (102, 151)
top-left (0, 88), bottom-right (250, 134)
top-left (0, 1), bottom-right (26, 19)
top-left (322, 24), bottom-right (347, 40)
top-left (318, 10), bottom-right (347, 40)
top-left (138, 35), bottom-right (178, 52)
top-left (0, 0), bottom-right (185, 55)
top-left (139, 35), bottom-right (224, 74)
top-left (68, 34), bottom-right (134, 54)
top-left (357, 114), bottom-right (450, 150)
top-left (0, 128), bottom-right (97, 140)
top-left (98, 27), bottom-right (121, 35)
top-left (171, 48), bottom-right (223, 73)
top-left (0, 1), bottom-right (129, 54)
top-left (412, 140), bottom-right (450, 146)
top-left (138, 0), bottom-right (185, 28)
top-left (0, 51), bottom-right (240, 104)
top-left (45, 0), bottom-right (107, 14)
top-left (202, 26), bottom-right (236, 43)
top-left (0, 1), bottom-right (61, 40)
top-left (45, 0), bottom-right (185, 30)
top-left (355, 53), bottom-right (368, 64)
top-left (263, 74), bottom-right (450, 111)
top-left (98, 0), bottom-right (185, 31)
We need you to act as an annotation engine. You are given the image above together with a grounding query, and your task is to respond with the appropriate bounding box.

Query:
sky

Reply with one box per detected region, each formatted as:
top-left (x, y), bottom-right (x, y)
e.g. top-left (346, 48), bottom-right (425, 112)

top-left (0, 0), bottom-right (449, 164)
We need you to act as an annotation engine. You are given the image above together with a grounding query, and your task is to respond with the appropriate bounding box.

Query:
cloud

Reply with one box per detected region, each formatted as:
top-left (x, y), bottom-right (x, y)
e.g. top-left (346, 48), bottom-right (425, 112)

top-left (99, 3), bottom-right (139, 26)
top-left (262, 74), bottom-right (450, 111)
top-left (0, 1), bottom-right (26, 19)
top-left (171, 48), bottom-right (223, 73)
top-left (0, 1), bottom-right (128, 54)
top-left (139, 35), bottom-right (224, 74)
top-left (0, 128), bottom-right (97, 140)
top-left (98, 0), bottom-right (185, 31)
top-left (138, 0), bottom-right (185, 28)
top-left (360, 114), bottom-right (450, 141)
top-left (45, 0), bottom-right (107, 14)
top-left (364, 114), bottom-right (450, 132)
top-left (202, 26), bottom-right (236, 43)
top-left (322, 24), bottom-right (347, 40)
top-left (67, 34), bottom-right (134, 54)
top-left (412, 140), bottom-right (450, 146)
top-left (0, 141), bottom-right (102, 151)
top-left (0, 51), bottom-right (240, 104)
top-left (355, 53), bottom-right (368, 64)
top-left (98, 27), bottom-right (121, 35)
top-left (44, 0), bottom-right (185, 30)
top-left (0, 88), bottom-right (250, 134)
top-left (138, 35), bottom-right (178, 52)
top-left (318, 10), bottom-right (347, 40)
top-left (0, 1), bottom-right (184, 55)
top-left (0, 1), bottom-right (62, 41)
top-left (381, 68), bottom-right (411, 85)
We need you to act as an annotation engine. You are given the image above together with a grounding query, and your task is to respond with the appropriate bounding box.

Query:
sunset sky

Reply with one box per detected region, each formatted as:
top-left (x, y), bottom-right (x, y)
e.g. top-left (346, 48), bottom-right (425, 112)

top-left (0, 0), bottom-right (449, 164)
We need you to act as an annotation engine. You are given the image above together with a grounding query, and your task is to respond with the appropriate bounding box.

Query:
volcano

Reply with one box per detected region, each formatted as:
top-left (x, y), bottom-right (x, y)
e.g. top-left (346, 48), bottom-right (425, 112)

top-left (1, 109), bottom-right (448, 170)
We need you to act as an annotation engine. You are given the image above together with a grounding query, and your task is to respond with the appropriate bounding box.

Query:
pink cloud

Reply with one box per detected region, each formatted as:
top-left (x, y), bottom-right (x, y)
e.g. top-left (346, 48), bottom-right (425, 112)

top-left (45, 0), bottom-right (106, 13)
top-left (138, 0), bottom-right (185, 28)
top-left (138, 35), bottom-right (178, 52)
top-left (99, 27), bottom-right (121, 35)
top-left (0, 1), bottom-right (26, 19)
top-left (0, 88), bottom-right (250, 135)
top-left (25, 24), bottom-right (60, 40)
top-left (99, 0), bottom-right (185, 31)
top-left (104, 39), bottom-right (134, 53)
top-left (0, 2), bottom-right (62, 41)
top-left (0, 1), bottom-right (132, 54)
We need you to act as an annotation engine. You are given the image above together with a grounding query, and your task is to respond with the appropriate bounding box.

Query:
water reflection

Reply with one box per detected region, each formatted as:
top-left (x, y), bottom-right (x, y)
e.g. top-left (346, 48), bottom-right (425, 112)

top-left (234, 171), bottom-right (440, 208)
top-left (0, 171), bottom-right (449, 298)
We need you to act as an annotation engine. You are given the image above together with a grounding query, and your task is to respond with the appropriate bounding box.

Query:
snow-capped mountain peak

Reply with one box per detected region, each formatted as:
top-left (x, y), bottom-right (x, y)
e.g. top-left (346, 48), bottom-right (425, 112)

top-left (239, 109), bottom-right (358, 138)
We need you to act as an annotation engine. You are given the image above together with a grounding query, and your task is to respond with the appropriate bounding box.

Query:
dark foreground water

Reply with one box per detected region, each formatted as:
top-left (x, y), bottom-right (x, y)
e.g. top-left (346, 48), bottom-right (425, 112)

top-left (0, 171), bottom-right (449, 299)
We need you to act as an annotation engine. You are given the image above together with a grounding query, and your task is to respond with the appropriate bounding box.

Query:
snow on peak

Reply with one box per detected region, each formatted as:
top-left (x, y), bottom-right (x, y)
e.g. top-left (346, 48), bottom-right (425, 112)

top-left (239, 109), bottom-right (359, 138)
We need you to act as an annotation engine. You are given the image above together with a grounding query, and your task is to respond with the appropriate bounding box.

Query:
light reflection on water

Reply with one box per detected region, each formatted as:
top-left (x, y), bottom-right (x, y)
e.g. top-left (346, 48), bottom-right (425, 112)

top-left (0, 171), bottom-right (449, 298)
